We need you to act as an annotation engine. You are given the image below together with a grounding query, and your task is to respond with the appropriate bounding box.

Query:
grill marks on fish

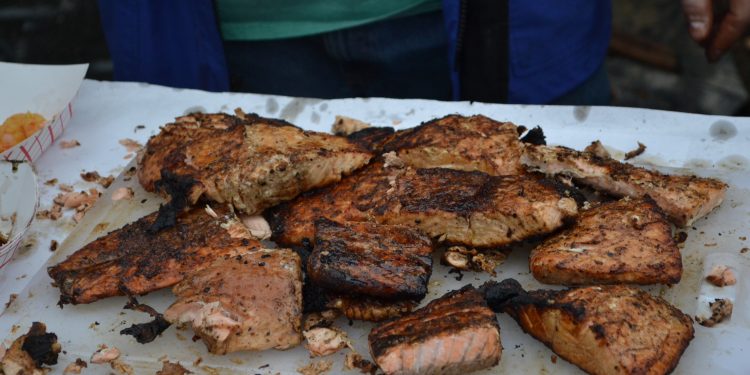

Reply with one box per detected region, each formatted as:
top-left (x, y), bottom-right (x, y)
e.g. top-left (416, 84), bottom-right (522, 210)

top-left (163, 248), bottom-right (303, 354)
top-left (138, 112), bottom-right (372, 216)
top-left (267, 163), bottom-right (578, 248)
top-left (483, 279), bottom-right (694, 375)
top-left (368, 286), bottom-right (502, 375)
top-left (48, 206), bottom-right (261, 305)
top-left (521, 144), bottom-right (728, 227)
top-left (530, 197), bottom-right (682, 285)
top-left (309, 219), bottom-right (433, 300)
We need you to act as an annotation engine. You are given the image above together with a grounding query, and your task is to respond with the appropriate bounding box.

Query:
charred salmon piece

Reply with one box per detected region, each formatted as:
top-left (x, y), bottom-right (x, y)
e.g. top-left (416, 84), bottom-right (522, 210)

top-left (380, 114), bottom-right (525, 175)
top-left (530, 197), bottom-right (682, 285)
top-left (347, 126), bottom-right (396, 153)
top-left (302, 274), bottom-right (417, 322)
top-left (308, 218), bottom-right (433, 301)
top-left (163, 248), bottom-right (303, 354)
top-left (521, 144), bottom-right (728, 227)
top-left (368, 285), bottom-right (502, 375)
top-left (48, 206), bottom-right (261, 305)
top-left (483, 279), bottom-right (694, 375)
top-left (266, 163), bottom-right (578, 248)
top-left (137, 112), bottom-right (372, 215)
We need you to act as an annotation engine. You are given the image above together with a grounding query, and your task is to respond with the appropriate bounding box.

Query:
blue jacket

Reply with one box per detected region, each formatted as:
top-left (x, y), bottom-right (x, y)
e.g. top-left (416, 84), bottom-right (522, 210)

top-left (99, 0), bottom-right (611, 104)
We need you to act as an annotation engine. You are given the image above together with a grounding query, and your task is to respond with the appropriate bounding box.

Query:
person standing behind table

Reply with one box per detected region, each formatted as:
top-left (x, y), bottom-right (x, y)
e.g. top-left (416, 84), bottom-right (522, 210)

top-left (97, 1), bottom-right (750, 105)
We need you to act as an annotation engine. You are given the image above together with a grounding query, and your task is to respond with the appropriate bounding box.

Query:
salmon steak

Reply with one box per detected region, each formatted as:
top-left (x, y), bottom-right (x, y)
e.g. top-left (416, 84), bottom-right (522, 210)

top-left (164, 248), bottom-right (303, 354)
top-left (483, 279), bottom-right (694, 375)
top-left (530, 197), bottom-right (682, 285)
top-left (308, 218), bottom-right (433, 300)
top-left (368, 285), bottom-right (502, 375)
top-left (137, 111), bottom-right (372, 215)
top-left (375, 114), bottom-right (526, 175)
top-left (521, 144), bottom-right (727, 226)
top-left (266, 163), bottom-right (579, 248)
top-left (48, 205), bottom-right (261, 305)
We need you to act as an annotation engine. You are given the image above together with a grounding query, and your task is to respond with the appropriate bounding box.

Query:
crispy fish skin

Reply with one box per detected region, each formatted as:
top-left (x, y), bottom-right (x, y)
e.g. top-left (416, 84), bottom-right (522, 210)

top-left (521, 144), bottom-right (727, 227)
top-left (309, 218), bottom-right (433, 300)
top-left (369, 286), bottom-right (502, 375)
top-left (530, 197), bottom-right (682, 285)
top-left (164, 248), bottom-right (303, 354)
top-left (483, 279), bottom-right (694, 375)
top-left (48, 206), bottom-right (261, 305)
top-left (380, 114), bottom-right (525, 175)
top-left (267, 164), bottom-right (578, 248)
top-left (138, 112), bottom-right (372, 215)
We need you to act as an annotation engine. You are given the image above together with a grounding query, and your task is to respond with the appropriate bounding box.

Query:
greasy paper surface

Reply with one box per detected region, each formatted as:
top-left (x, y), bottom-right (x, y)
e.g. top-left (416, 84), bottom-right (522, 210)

top-left (0, 80), bottom-right (748, 374)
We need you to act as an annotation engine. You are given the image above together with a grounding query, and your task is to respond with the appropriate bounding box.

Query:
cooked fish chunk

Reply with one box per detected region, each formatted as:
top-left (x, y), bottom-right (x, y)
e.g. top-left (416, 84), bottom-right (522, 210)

top-left (380, 114), bottom-right (525, 175)
top-left (309, 218), bottom-right (433, 300)
top-left (267, 163), bottom-right (578, 248)
top-left (368, 285), bottom-right (502, 375)
top-left (530, 197), bottom-right (682, 285)
top-left (521, 144), bottom-right (728, 226)
top-left (483, 279), bottom-right (694, 375)
top-left (163, 248), bottom-right (303, 354)
top-left (303, 281), bottom-right (417, 322)
top-left (48, 206), bottom-right (261, 305)
top-left (138, 112), bottom-right (372, 215)
top-left (1, 322), bottom-right (61, 375)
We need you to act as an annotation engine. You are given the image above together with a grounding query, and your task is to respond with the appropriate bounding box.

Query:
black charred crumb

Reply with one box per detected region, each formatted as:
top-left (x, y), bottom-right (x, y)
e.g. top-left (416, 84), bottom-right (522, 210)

top-left (49, 240), bottom-right (58, 251)
top-left (520, 126), bottom-right (546, 145)
top-left (120, 294), bottom-right (172, 343)
top-left (148, 170), bottom-right (196, 233)
top-left (134, 125), bottom-right (146, 132)
top-left (674, 231), bottom-right (688, 244)
top-left (259, 364), bottom-right (270, 369)
top-left (141, 199), bottom-right (147, 204)
top-left (120, 315), bottom-right (171, 344)
top-left (448, 268), bottom-right (464, 281)
top-left (624, 142), bottom-right (647, 160)
top-left (21, 322), bottom-right (61, 367)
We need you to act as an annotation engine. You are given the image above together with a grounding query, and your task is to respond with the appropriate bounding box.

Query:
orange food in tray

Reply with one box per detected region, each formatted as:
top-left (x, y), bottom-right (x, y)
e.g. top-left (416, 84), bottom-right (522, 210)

top-left (0, 112), bottom-right (46, 152)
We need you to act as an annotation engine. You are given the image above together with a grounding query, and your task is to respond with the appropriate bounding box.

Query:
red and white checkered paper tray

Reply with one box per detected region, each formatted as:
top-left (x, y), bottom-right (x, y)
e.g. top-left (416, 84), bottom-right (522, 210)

top-left (0, 62), bottom-right (88, 163)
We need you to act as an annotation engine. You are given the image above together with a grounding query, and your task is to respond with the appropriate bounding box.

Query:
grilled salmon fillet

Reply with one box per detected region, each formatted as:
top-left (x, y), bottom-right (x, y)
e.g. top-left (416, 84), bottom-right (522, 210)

top-left (530, 197), bottom-right (682, 285)
top-left (521, 144), bottom-right (728, 226)
top-left (267, 163), bottom-right (578, 248)
top-left (48, 205), bottom-right (261, 305)
top-left (377, 114), bottom-right (525, 175)
top-left (483, 279), bottom-right (694, 375)
top-left (308, 218), bottom-right (433, 300)
top-left (137, 112), bottom-right (371, 215)
top-left (369, 285), bottom-right (502, 375)
top-left (164, 248), bottom-right (302, 354)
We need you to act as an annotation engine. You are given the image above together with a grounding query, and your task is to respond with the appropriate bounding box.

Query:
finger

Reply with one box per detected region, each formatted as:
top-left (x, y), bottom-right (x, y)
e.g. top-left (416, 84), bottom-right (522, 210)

top-left (682, 0), bottom-right (713, 43)
top-left (707, 0), bottom-right (750, 61)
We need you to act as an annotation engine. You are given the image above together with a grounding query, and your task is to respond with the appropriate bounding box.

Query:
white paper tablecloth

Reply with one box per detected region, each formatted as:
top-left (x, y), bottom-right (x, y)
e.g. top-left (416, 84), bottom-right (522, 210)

top-left (0, 79), bottom-right (748, 373)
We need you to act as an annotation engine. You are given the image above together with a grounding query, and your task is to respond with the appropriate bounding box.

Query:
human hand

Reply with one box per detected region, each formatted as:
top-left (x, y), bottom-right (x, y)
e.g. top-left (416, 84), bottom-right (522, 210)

top-left (682, 0), bottom-right (750, 61)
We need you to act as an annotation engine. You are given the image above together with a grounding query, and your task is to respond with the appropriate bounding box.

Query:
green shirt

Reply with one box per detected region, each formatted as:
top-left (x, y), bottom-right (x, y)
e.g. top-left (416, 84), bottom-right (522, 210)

top-left (216, 0), bottom-right (442, 41)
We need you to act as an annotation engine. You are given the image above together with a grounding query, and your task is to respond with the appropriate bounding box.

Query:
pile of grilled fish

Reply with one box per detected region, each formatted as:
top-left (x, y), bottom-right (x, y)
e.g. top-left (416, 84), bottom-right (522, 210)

top-left (47, 112), bottom-right (728, 375)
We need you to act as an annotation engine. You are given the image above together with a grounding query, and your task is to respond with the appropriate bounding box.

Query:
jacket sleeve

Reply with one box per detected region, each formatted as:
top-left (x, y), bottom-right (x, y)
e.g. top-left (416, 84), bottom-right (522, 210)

top-left (98, 0), bottom-right (230, 91)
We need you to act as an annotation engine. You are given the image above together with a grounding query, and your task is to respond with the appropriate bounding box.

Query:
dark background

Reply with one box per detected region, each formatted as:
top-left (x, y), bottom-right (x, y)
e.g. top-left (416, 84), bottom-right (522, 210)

top-left (1, 0), bottom-right (748, 115)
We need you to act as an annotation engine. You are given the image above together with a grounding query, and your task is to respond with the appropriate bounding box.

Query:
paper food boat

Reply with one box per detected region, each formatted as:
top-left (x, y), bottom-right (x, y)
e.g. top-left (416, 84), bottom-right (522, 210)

top-left (0, 62), bottom-right (88, 163)
top-left (0, 161), bottom-right (38, 269)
